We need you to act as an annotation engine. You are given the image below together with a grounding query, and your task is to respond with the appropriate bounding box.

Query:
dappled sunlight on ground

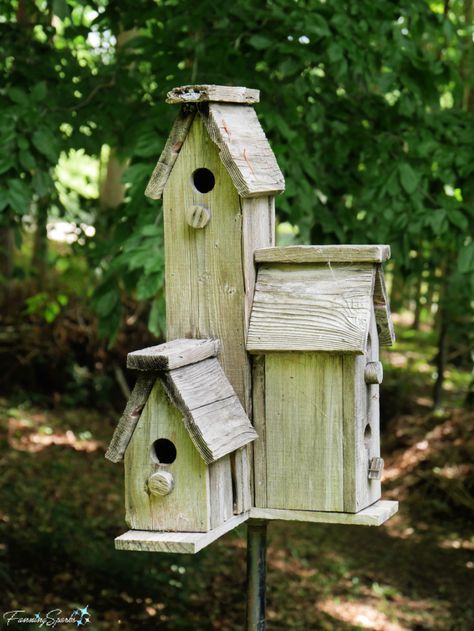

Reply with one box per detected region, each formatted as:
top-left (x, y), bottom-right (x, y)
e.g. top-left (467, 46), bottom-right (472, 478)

top-left (318, 600), bottom-right (410, 631)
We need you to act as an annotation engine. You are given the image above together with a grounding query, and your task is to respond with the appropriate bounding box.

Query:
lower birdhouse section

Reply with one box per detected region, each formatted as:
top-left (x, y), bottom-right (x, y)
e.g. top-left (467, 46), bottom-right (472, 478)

top-left (125, 379), bottom-right (234, 532)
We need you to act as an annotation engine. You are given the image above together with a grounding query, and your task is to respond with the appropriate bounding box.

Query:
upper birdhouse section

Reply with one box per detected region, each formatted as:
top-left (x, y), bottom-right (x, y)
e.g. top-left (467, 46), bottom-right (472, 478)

top-left (144, 84), bottom-right (285, 199)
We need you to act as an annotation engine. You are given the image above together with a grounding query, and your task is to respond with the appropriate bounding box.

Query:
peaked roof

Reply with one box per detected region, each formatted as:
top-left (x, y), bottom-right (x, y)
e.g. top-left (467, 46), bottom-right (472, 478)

top-left (105, 339), bottom-right (257, 465)
top-left (145, 84), bottom-right (285, 200)
top-left (246, 245), bottom-right (394, 354)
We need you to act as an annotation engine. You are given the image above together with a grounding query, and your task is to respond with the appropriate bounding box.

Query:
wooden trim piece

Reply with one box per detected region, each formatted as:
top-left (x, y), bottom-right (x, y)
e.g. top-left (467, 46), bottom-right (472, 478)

top-left (166, 85), bottom-right (260, 105)
top-left (249, 500), bottom-right (398, 527)
top-left (255, 245), bottom-right (391, 264)
top-left (374, 266), bottom-right (396, 346)
top-left (105, 373), bottom-right (157, 463)
top-left (144, 108), bottom-right (195, 200)
top-left (115, 512), bottom-right (249, 554)
top-left (127, 338), bottom-right (220, 371)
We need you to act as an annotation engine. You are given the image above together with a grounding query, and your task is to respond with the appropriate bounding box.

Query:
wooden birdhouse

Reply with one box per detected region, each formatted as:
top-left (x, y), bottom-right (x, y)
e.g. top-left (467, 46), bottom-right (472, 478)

top-left (106, 339), bottom-right (257, 536)
top-left (106, 84), bottom-right (398, 554)
top-left (247, 245), bottom-right (396, 519)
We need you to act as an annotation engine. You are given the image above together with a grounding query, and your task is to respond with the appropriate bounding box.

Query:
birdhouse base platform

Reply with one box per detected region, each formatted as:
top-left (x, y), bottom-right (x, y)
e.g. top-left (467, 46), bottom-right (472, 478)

top-left (115, 501), bottom-right (398, 554)
top-left (249, 500), bottom-right (398, 527)
top-left (115, 513), bottom-right (249, 554)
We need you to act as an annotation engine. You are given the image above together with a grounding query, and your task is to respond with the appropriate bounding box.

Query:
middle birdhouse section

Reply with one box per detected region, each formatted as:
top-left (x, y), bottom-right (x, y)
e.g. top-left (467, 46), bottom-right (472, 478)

top-left (247, 245), bottom-right (395, 516)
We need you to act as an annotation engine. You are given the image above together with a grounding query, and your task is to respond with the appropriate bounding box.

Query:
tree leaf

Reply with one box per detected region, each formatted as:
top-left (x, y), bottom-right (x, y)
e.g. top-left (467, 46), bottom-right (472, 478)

top-left (0, 155), bottom-right (14, 175)
top-left (248, 35), bottom-right (272, 50)
top-left (20, 151), bottom-right (36, 172)
top-left (8, 87), bottom-right (28, 106)
top-left (458, 243), bottom-right (474, 274)
top-left (31, 81), bottom-right (48, 101)
top-left (399, 163), bottom-right (420, 194)
top-left (32, 128), bottom-right (60, 163)
top-left (7, 179), bottom-right (31, 214)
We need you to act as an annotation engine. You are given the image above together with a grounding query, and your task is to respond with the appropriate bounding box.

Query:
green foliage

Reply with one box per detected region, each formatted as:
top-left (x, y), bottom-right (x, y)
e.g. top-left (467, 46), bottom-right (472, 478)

top-left (0, 0), bottom-right (472, 350)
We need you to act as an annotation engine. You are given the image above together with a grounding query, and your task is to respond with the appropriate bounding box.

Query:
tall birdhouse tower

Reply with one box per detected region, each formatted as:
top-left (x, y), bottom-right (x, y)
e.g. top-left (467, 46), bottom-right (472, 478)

top-left (106, 85), bottom-right (398, 554)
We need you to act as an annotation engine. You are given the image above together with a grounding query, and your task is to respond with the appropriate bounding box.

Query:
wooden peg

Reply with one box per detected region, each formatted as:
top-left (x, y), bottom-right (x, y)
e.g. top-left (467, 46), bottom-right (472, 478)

top-left (364, 361), bottom-right (383, 384)
top-left (368, 457), bottom-right (384, 480)
top-left (148, 471), bottom-right (175, 496)
top-left (186, 204), bottom-right (211, 229)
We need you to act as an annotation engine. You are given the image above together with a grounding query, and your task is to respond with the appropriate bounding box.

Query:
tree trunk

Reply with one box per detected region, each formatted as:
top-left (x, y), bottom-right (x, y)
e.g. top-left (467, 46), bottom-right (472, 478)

top-left (0, 225), bottom-right (15, 280)
top-left (413, 273), bottom-right (423, 330)
top-left (433, 305), bottom-right (448, 412)
top-left (31, 198), bottom-right (49, 284)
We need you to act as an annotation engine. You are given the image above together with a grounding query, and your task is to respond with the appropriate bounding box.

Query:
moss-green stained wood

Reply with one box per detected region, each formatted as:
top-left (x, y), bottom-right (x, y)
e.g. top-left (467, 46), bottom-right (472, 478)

top-left (265, 353), bottom-right (345, 512)
top-left (252, 355), bottom-right (267, 507)
top-left (124, 380), bottom-right (210, 532)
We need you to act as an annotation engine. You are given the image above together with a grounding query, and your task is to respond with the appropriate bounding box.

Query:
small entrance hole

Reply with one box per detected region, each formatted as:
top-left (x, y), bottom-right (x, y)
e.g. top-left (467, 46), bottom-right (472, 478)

top-left (151, 438), bottom-right (177, 464)
top-left (192, 168), bottom-right (215, 193)
top-left (363, 423), bottom-right (372, 449)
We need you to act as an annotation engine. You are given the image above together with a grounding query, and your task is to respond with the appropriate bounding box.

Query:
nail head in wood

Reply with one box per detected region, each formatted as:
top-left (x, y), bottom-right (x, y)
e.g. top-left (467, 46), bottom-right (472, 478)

top-left (364, 361), bottom-right (383, 384)
top-left (368, 457), bottom-right (384, 480)
top-left (148, 471), bottom-right (175, 496)
top-left (186, 204), bottom-right (211, 229)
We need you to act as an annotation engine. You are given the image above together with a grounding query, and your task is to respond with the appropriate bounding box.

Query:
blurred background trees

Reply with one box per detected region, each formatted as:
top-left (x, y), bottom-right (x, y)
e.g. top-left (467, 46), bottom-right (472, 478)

top-left (0, 0), bottom-right (472, 409)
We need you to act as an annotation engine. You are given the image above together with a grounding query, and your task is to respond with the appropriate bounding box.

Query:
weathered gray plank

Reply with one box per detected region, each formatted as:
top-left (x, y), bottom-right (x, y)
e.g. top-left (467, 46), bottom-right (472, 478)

top-left (374, 265), bottom-right (396, 346)
top-left (265, 353), bottom-right (345, 512)
top-left (202, 103), bottom-right (285, 198)
top-left (124, 380), bottom-right (210, 532)
top-left (249, 500), bottom-right (398, 527)
top-left (127, 338), bottom-right (219, 371)
top-left (255, 245), bottom-right (391, 264)
top-left (145, 108), bottom-right (195, 200)
top-left (252, 355), bottom-right (267, 508)
top-left (167, 84), bottom-right (260, 105)
top-left (105, 373), bottom-right (157, 463)
top-left (115, 512), bottom-right (249, 554)
top-left (247, 263), bottom-right (375, 353)
top-left (187, 395), bottom-right (258, 464)
top-left (209, 455), bottom-right (234, 528)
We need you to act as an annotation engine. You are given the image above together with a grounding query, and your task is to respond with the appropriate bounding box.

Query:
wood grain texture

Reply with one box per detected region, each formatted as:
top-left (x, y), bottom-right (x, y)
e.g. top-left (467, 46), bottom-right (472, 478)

top-left (252, 355), bottom-right (267, 508)
top-left (105, 373), bottom-right (157, 463)
top-left (364, 361), bottom-right (383, 384)
top-left (249, 500), bottom-right (398, 527)
top-left (145, 108), bottom-right (195, 200)
top-left (342, 307), bottom-right (381, 512)
top-left (163, 115), bottom-right (255, 513)
top-left (161, 357), bottom-right (257, 464)
top-left (127, 338), bottom-right (219, 371)
top-left (255, 245), bottom-right (391, 264)
top-left (374, 265), bottom-right (396, 346)
top-left (166, 85), bottom-right (260, 105)
top-left (237, 196), bottom-right (275, 512)
top-left (124, 380), bottom-right (210, 532)
top-left (202, 103), bottom-right (285, 197)
top-left (247, 263), bottom-right (376, 353)
top-left (265, 353), bottom-right (345, 512)
top-left (209, 455), bottom-right (234, 528)
top-left (114, 512), bottom-right (249, 554)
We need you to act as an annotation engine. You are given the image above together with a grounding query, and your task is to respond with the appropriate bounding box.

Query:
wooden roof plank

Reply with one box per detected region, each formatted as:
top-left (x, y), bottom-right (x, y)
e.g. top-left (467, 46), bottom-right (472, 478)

top-left (166, 84), bottom-right (260, 104)
top-left (255, 245), bottom-right (391, 264)
top-left (127, 338), bottom-right (219, 371)
top-left (201, 103), bottom-right (285, 197)
top-left (247, 263), bottom-right (376, 353)
top-left (144, 108), bottom-right (195, 200)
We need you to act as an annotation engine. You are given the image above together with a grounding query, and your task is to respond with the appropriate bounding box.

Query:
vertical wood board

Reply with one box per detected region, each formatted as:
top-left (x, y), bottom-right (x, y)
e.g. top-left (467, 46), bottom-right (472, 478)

top-left (124, 380), bottom-right (210, 532)
top-left (252, 355), bottom-right (267, 508)
top-left (265, 353), bottom-right (345, 512)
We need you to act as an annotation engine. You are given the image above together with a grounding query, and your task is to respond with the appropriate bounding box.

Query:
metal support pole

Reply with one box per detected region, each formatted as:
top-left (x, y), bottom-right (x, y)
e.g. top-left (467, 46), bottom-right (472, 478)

top-left (245, 520), bottom-right (267, 631)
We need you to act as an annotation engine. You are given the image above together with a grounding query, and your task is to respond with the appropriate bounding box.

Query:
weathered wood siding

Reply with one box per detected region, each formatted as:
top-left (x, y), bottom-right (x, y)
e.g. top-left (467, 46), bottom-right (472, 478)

top-left (125, 380), bottom-right (210, 532)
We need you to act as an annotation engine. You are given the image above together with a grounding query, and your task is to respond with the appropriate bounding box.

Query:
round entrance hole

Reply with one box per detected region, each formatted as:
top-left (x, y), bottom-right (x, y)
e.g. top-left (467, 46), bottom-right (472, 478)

top-left (151, 438), bottom-right (177, 465)
top-left (192, 168), bottom-right (215, 193)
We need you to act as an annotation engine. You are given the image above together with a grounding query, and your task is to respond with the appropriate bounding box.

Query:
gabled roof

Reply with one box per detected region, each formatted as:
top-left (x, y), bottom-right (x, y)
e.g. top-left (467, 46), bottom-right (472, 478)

top-left (246, 245), bottom-right (394, 354)
top-left (144, 84), bottom-right (285, 200)
top-left (105, 339), bottom-right (257, 465)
